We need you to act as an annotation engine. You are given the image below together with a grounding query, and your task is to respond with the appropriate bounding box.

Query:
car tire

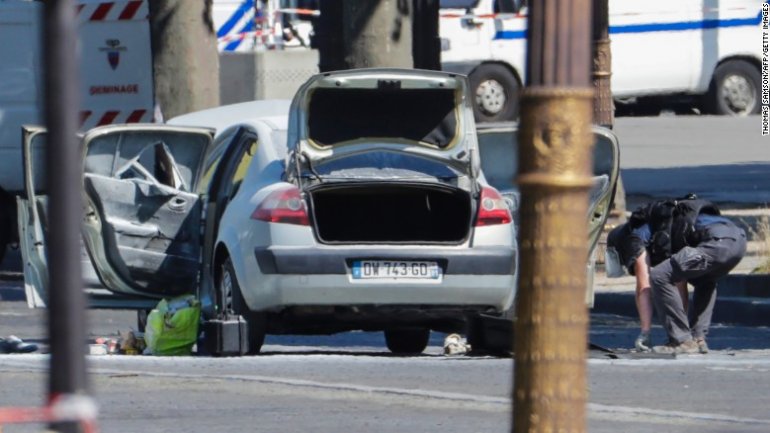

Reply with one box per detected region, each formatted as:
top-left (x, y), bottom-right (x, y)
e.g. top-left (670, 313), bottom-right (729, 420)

top-left (469, 63), bottom-right (520, 123)
top-left (704, 59), bottom-right (760, 116)
top-left (384, 328), bottom-right (430, 355)
top-left (219, 258), bottom-right (266, 355)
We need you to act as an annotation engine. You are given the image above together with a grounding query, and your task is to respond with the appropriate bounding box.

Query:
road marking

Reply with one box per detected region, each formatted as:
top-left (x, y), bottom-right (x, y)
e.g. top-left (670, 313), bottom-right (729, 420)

top-left (3, 357), bottom-right (770, 427)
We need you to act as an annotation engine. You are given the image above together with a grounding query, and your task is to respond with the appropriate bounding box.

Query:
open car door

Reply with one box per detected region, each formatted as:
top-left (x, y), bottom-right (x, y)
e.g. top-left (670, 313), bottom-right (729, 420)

top-left (18, 126), bottom-right (49, 307)
top-left (19, 124), bottom-right (214, 307)
top-left (18, 125), bottom-right (107, 308)
top-left (476, 123), bottom-right (620, 306)
top-left (80, 125), bottom-right (214, 299)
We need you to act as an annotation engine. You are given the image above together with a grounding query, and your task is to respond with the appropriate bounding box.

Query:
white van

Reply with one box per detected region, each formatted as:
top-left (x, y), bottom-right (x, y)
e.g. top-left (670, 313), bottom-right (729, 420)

top-left (0, 0), bottom-right (154, 262)
top-left (440, 0), bottom-right (762, 121)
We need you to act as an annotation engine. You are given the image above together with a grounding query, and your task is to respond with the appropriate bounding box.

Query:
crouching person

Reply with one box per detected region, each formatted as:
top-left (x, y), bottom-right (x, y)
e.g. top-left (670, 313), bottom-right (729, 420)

top-left (632, 196), bottom-right (747, 354)
top-left (650, 215), bottom-right (746, 354)
top-left (607, 223), bottom-right (688, 351)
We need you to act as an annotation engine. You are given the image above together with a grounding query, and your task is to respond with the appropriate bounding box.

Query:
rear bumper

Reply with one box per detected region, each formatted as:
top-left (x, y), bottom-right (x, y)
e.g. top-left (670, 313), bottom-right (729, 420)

top-left (247, 273), bottom-right (517, 312)
top-left (254, 245), bottom-right (516, 276)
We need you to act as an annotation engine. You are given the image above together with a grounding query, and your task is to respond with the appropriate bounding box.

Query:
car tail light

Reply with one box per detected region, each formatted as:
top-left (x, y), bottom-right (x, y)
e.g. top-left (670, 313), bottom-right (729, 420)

top-left (475, 186), bottom-right (512, 226)
top-left (251, 185), bottom-right (309, 225)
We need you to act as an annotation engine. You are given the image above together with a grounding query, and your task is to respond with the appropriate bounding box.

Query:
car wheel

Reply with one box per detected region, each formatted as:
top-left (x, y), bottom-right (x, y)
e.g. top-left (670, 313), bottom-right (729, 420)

top-left (704, 59), bottom-right (760, 116)
top-left (219, 258), bottom-right (266, 354)
top-left (384, 328), bottom-right (430, 355)
top-left (469, 63), bottom-right (520, 123)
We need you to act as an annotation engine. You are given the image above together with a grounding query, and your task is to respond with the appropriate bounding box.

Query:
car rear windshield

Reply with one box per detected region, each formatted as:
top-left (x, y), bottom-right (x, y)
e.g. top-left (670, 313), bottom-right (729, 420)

top-left (307, 87), bottom-right (458, 148)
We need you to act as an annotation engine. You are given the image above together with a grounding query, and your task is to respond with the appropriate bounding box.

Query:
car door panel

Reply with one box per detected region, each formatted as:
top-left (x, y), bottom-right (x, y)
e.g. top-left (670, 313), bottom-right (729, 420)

top-left (19, 126), bottom-right (104, 307)
top-left (476, 124), bottom-right (620, 307)
top-left (21, 123), bottom-right (215, 305)
top-left (80, 125), bottom-right (214, 298)
top-left (19, 126), bottom-right (50, 307)
top-left (83, 175), bottom-right (201, 296)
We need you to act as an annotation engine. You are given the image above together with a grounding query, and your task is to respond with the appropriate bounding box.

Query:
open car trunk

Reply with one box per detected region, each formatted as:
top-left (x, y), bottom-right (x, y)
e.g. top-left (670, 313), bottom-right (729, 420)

top-left (288, 69), bottom-right (477, 180)
top-left (309, 183), bottom-right (473, 244)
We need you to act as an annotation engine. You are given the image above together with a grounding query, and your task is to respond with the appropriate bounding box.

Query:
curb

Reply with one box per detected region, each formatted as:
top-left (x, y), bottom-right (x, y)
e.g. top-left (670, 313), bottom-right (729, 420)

top-left (593, 274), bottom-right (770, 327)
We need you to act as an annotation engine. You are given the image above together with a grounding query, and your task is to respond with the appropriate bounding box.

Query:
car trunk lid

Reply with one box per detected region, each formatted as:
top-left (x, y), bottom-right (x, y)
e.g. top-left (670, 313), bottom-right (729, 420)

top-left (287, 69), bottom-right (479, 179)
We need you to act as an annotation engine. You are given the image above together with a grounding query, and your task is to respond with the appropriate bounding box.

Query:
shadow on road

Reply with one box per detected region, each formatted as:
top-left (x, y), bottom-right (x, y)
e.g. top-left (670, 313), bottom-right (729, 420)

top-left (591, 313), bottom-right (770, 352)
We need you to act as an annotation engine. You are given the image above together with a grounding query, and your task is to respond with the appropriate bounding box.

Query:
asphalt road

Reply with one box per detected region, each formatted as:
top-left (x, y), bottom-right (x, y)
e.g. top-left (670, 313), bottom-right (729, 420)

top-left (615, 116), bottom-right (770, 205)
top-left (3, 290), bottom-right (770, 433)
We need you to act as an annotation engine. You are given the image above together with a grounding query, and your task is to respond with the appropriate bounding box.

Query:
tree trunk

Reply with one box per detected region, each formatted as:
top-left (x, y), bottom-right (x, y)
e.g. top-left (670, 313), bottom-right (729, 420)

top-left (149, 0), bottom-right (220, 120)
top-left (342, 0), bottom-right (413, 69)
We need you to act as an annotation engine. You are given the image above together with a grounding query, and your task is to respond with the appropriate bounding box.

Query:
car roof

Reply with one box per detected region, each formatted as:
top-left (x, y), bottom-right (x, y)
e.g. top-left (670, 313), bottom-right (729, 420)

top-left (168, 99), bottom-right (291, 133)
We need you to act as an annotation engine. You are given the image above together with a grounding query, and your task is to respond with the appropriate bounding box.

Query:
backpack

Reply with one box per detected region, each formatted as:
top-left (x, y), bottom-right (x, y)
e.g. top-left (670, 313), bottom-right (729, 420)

top-left (629, 195), bottom-right (720, 265)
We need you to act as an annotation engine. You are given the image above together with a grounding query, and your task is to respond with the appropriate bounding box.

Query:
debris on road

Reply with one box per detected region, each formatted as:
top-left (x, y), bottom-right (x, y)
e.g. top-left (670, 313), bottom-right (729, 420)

top-left (0, 335), bottom-right (37, 354)
top-left (443, 333), bottom-right (471, 356)
top-left (144, 295), bottom-right (200, 356)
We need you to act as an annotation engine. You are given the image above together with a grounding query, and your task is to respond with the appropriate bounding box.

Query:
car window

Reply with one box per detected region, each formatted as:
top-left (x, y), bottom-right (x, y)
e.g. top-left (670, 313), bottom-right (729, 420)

top-left (85, 130), bottom-right (208, 189)
top-left (197, 127), bottom-right (239, 195)
top-left (198, 149), bottom-right (225, 195)
top-left (315, 151), bottom-right (461, 179)
top-left (230, 139), bottom-right (257, 197)
top-left (476, 129), bottom-right (518, 192)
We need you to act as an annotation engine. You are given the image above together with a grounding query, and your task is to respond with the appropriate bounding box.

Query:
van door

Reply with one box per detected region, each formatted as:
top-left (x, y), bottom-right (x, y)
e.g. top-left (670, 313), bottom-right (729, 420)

top-left (80, 125), bottom-right (214, 298)
top-left (440, 0), bottom-right (496, 61)
top-left (78, 0), bottom-right (154, 128)
top-left (610, 0), bottom-right (695, 96)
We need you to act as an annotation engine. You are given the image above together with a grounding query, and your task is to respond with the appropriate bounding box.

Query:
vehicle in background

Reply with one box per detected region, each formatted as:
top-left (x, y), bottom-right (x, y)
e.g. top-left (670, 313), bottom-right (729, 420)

top-left (440, 0), bottom-right (762, 121)
top-left (0, 0), bottom-right (154, 265)
top-left (214, 0), bottom-right (761, 120)
top-left (20, 69), bottom-right (619, 355)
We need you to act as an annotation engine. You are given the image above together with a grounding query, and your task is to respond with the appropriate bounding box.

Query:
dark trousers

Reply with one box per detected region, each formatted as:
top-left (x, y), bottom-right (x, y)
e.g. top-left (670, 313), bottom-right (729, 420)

top-left (650, 222), bottom-right (747, 343)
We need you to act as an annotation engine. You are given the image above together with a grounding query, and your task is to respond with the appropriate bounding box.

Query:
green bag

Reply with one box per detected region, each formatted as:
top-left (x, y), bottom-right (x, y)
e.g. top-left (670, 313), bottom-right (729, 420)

top-left (144, 295), bottom-right (201, 356)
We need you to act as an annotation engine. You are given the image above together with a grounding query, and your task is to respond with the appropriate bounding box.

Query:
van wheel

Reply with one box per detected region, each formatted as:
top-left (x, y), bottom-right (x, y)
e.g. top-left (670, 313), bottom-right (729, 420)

top-left (219, 258), bottom-right (266, 354)
top-left (704, 60), bottom-right (760, 116)
top-left (384, 328), bottom-right (430, 355)
top-left (469, 63), bottom-right (520, 122)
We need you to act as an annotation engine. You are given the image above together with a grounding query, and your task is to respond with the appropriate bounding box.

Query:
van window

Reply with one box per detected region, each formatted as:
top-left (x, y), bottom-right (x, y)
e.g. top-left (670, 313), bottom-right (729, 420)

top-left (495, 0), bottom-right (519, 13)
top-left (440, 0), bottom-right (480, 9)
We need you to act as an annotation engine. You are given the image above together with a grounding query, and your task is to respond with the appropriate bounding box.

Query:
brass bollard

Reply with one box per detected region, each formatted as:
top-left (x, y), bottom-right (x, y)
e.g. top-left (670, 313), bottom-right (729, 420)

top-left (513, 87), bottom-right (594, 433)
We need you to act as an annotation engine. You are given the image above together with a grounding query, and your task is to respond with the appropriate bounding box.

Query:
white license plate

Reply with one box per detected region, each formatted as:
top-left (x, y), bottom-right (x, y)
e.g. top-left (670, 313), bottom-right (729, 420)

top-left (351, 260), bottom-right (442, 282)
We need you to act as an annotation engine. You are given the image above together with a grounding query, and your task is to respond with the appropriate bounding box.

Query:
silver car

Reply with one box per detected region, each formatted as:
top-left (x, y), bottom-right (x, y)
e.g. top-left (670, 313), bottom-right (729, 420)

top-left (19, 69), bottom-right (618, 355)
